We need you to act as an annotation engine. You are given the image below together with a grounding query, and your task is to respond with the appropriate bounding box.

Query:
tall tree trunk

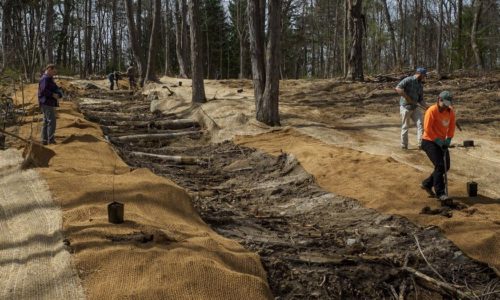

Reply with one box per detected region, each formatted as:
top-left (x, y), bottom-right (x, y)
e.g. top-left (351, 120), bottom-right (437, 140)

top-left (136, 0), bottom-right (142, 49)
top-left (45, 0), bottom-right (55, 64)
top-left (436, 0), bottom-right (443, 78)
top-left (248, 0), bottom-right (281, 126)
top-left (347, 0), bottom-right (364, 81)
top-left (111, 0), bottom-right (118, 70)
top-left (236, 0), bottom-right (247, 79)
top-left (397, 0), bottom-right (405, 67)
top-left (381, 0), bottom-right (398, 69)
top-left (84, 0), bottom-right (93, 77)
top-left (411, 0), bottom-right (420, 69)
top-left (248, 0), bottom-right (266, 108)
top-left (124, 0), bottom-right (145, 85)
top-left (188, 0), bottom-right (206, 103)
top-left (145, 0), bottom-right (161, 82)
top-left (164, 0), bottom-right (171, 76)
top-left (262, 0), bottom-right (281, 125)
top-left (56, 0), bottom-right (72, 66)
top-left (471, 0), bottom-right (483, 69)
top-left (343, 0), bottom-right (348, 77)
top-left (456, 0), bottom-right (463, 69)
top-left (174, 0), bottom-right (189, 77)
top-left (1, 0), bottom-right (14, 70)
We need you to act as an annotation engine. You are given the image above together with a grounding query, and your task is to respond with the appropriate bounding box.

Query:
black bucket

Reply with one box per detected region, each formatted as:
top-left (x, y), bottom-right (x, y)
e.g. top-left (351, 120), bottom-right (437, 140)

top-left (0, 134), bottom-right (5, 149)
top-left (463, 140), bottom-right (474, 147)
top-left (467, 181), bottom-right (478, 197)
top-left (178, 81), bottom-right (182, 86)
top-left (108, 201), bottom-right (124, 224)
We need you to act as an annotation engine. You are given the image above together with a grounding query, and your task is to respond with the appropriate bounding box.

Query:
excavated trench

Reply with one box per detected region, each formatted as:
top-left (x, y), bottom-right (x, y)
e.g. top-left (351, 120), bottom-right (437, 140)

top-left (77, 89), bottom-right (499, 299)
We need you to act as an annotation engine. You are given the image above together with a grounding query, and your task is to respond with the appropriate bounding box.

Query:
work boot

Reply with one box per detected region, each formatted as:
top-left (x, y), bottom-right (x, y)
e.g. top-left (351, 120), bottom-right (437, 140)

top-left (420, 184), bottom-right (435, 197)
top-left (438, 194), bottom-right (453, 206)
top-left (401, 145), bottom-right (408, 150)
top-left (438, 194), bottom-right (449, 201)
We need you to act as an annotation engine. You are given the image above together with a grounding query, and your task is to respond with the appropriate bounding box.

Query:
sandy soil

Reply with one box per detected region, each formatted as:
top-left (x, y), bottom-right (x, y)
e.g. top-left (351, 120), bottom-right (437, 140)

top-left (148, 74), bottom-right (500, 271)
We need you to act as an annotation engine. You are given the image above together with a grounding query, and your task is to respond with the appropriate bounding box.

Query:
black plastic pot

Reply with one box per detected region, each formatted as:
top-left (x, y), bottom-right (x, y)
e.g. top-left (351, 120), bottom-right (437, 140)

top-left (467, 181), bottom-right (478, 197)
top-left (463, 140), bottom-right (474, 147)
top-left (108, 201), bottom-right (124, 224)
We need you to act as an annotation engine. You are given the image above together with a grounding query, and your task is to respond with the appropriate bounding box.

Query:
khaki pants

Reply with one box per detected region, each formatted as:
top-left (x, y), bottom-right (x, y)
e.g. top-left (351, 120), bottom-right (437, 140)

top-left (400, 105), bottom-right (423, 148)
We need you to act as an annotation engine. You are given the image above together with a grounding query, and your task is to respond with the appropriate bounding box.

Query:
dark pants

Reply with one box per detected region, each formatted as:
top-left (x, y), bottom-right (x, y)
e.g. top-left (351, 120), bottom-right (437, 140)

top-left (128, 76), bottom-right (136, 90)
top-left (41, 105), bottom-right (56, 144)
top-left (421, 139), bottom-right (450, 197)
top-left (109, 79), bottom-right (114, 90)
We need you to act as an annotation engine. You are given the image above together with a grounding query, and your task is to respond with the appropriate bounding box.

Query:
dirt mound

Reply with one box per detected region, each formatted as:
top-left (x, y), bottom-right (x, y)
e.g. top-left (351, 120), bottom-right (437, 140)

top-left (62, 118), bottom-right (99, 130)
top-left (21, 141), bottom-right (56, 169)
top-left (61, 134), bottom-right (102, 144)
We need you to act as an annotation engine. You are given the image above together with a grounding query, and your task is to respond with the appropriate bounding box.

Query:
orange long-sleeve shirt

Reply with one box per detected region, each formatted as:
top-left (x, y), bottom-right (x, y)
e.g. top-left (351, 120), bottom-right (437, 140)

top-left (422, 104), bottom-right (456, 142)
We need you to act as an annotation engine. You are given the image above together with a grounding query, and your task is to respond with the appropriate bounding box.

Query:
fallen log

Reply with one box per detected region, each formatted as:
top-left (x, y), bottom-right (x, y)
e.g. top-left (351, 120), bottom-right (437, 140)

top-left (128, 151), bottom-right (203, 164)
top-left (109, 119), bottom-right (199, 129)
top-left (114, 131), bottom-right (202, 142)
top-left (83, 110), bottom-right (151, 120)
top-left (103, 127), bottom-right (198, 136)
top-left (402, 266), bottom-right (472, 299)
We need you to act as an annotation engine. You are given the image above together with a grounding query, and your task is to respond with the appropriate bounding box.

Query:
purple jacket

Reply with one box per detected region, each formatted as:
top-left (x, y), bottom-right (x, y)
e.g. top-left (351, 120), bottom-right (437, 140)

top-left (38, 74), bottom-right (60, 107)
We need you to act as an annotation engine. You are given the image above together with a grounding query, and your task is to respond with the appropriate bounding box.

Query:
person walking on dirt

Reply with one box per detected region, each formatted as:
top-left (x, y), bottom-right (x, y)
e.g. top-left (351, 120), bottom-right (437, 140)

top-left (38, 64), bottom-right (63, 145)
top-left (420, 91), bottom-right (456, 202)
top-left (114, 71), bottom-right (120, 89)
top-left (127, 65), bottom-right (136, 90)
top-left (395, 67), bottom-right (429, 150)
top-left (108, 72), bottom-right (115, 90)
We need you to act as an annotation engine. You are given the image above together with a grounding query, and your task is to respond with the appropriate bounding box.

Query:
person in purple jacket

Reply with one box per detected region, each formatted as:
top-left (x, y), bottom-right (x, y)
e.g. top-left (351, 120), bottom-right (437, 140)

top-left (38, 64), bottom-right (63, 145)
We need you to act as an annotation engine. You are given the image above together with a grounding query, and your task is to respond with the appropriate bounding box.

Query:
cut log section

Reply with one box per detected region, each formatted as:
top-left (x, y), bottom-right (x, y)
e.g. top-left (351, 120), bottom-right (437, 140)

top-left (113, 119), bottom-right (199, 129)
top-left (114, 131), bottom-right (202, 142)
top-left (128, 151), bottom-right (204, 165)
top-left (83, 111), bottom-right (149, 119)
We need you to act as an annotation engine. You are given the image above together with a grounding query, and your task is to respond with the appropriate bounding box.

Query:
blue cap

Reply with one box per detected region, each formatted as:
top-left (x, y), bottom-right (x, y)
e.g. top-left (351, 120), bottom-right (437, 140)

top-left (416, 67), bottom-right (427, 75)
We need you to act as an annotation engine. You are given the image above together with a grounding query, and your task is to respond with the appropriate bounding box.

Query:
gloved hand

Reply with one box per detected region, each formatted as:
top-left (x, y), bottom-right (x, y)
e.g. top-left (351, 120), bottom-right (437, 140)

top-left (444, 138), bottom-right (452, 147)
top-left (434, 138), bottom-right (445, 147)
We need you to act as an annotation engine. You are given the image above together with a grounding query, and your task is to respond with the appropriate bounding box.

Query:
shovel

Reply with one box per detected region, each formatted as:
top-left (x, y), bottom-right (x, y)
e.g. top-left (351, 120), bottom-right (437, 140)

top-left (441, 147), bottom-right (454, 206)
top-left (0, 127), bottom-right (55, 169)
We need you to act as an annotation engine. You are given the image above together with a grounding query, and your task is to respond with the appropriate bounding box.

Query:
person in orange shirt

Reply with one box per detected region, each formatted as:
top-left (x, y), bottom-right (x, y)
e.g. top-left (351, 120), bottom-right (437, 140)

top-left (420, 91), bottom-right (456, 202)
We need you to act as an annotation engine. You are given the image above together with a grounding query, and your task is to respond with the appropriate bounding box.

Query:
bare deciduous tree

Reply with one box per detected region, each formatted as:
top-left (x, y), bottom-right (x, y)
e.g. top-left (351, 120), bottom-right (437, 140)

top-left (188, 0), bottom-right (206, 103)
top-left (248, 0), bottom-right (281, 126)
top-left (347, 0), bottom-right (364, 81)
top-left (145, 0), bottom-right (161, 82)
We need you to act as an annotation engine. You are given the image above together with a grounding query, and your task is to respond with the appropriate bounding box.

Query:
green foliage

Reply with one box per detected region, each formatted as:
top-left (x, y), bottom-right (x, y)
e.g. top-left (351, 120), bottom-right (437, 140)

top-left (201, 0), bottom-right (231, 78)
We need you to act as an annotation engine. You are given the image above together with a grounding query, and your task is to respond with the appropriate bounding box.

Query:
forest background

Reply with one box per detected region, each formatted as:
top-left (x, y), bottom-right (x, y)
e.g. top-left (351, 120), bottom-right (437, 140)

top-left (0, 0), bottom-right (498, 84)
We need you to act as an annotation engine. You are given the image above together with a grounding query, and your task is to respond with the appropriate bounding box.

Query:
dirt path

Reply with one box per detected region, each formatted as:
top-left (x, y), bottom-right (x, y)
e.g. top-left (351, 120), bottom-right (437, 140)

top-left (0, 149), bottom-right (85, 299)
